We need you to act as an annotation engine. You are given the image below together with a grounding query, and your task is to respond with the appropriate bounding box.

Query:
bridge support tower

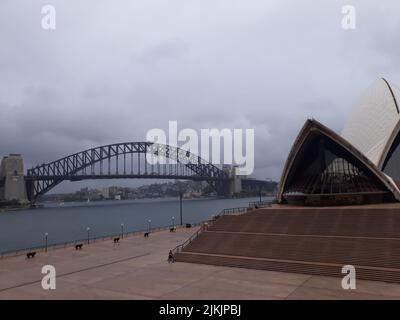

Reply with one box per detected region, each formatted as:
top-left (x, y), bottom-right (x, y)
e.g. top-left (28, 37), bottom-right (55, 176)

top-left (219, 166), bottom-right (242, 196)
top-left (0, 154), bottom-right (28, 203)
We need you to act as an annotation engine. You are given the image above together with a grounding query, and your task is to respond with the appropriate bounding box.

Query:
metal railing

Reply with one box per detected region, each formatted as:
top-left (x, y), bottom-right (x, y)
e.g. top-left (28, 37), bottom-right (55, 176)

top-left (170, 225), bottom-right (205, 257)
top-left (0, 223), bottom-right (202, 259)
top-left (171, 206), bottom-right (249, 257)
top-left (170, 201), bottom-right (278, 257)
top-left (248, 200), bottom-right (272, 208)
top-left (215, 207), bottom-right (249, 217)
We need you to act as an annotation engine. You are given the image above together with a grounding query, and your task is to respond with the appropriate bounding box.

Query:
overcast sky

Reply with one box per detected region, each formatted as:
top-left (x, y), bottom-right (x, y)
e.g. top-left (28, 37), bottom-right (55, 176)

top-left (1, 0), bottom-right (400, 192)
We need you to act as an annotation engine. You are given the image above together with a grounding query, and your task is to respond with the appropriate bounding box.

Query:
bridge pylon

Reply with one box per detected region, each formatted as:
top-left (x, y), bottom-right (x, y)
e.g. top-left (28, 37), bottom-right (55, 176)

top-left (0, 154), bottom-right (28, 203)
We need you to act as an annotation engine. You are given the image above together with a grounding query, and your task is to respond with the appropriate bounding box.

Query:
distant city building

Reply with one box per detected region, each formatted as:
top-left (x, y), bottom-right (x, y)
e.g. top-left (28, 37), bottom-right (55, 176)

top-left (100, 187), bottom-right (110, 199)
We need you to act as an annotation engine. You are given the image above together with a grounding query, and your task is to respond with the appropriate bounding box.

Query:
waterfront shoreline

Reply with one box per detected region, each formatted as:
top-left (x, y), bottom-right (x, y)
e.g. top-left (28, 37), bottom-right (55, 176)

top-left (0, 196), bottom-right (265, 254)
top-left (0, 205), bottom-right (30, 213)
top-left (0, 223), bottom-right (200, 259)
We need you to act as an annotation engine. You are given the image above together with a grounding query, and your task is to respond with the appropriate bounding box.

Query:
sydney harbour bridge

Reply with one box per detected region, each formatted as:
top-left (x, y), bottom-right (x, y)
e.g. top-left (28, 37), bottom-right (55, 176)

top-left (0, 142), bottom-right (269, 204)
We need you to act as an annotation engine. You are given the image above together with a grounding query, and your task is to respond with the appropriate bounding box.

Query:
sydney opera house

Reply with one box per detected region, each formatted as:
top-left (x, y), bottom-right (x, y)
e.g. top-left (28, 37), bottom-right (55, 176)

top-left (278, 78), bottom-right (400, 206)
top-left (175, 78), bottom-right (400, 285)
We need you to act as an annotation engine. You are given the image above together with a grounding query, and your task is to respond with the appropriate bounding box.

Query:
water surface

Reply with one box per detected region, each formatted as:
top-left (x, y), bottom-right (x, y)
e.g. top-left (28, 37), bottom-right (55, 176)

top-left (0, 197), bottom-right (265, 253)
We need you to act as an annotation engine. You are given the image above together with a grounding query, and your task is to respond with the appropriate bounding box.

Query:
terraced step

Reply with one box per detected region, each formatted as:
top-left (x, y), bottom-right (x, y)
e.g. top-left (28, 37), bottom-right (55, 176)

top-left (184, 231), bottom-right (400, 269)
top-left (209, 208), bottom-right (400, 238)
top-left (175, 252), bottom-right (400, 283)
top-left (174, 207), bottom-right (400, 283)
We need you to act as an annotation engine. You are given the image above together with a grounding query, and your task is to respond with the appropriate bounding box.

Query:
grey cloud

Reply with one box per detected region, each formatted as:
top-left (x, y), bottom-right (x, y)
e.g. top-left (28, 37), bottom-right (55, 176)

top-left (136, 39), bottom-right (190, 63)
top-left (1, 0), bottom-right (400, 192)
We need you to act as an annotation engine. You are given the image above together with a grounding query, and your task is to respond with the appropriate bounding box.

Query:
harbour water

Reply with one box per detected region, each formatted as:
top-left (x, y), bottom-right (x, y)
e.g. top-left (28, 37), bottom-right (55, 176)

top-left (0, 197), bottom-right (266, 254)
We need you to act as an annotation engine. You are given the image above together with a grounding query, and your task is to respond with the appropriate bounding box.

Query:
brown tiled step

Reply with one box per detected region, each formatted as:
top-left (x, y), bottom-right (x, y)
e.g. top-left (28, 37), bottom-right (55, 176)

top-left (209, 209), bottom-right (400, 238)
top-left (175, 252), bottom-right (400, 283)
top-left (184, 231), bottom-right (400, 270)
top-left (176, 207), bottom-right (400, 283)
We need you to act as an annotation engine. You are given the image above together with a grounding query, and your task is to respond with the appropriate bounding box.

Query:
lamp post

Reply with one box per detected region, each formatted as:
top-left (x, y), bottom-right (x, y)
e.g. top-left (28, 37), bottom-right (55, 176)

top-left (148, 219), bottom-right (151, 233)
top-left (259, 186), bottom-right (262, 203)
top-left (44, 232), bottom-right (48, 252)
top-left (87, 227), bottom-right (90, 244)
top-left (179, 192), bottom-right (183, 226)
top-left (172, 216), bottom-right (175, 229)
top-left (121, 223), bottom-right (124, 239)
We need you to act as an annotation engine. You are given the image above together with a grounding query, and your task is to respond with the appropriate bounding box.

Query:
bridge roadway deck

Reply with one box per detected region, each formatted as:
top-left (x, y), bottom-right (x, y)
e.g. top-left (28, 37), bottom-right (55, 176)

top-left (1, 227), bottom-right (400, 299)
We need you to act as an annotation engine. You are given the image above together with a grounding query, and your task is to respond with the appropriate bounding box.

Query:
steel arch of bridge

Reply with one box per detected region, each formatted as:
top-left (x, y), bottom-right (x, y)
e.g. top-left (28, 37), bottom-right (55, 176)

top-left (25, 142), bottom-right (230, 202)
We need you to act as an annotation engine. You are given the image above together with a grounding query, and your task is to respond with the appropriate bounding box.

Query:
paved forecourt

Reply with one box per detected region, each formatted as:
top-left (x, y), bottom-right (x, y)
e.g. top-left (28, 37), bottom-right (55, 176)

top-left (0, 227), bottom-right (400, 299)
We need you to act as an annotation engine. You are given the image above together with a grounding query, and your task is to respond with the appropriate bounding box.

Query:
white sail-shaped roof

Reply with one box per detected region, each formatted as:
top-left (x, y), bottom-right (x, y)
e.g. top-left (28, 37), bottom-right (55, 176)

top-left (342, 78), bottom-right (400, 167)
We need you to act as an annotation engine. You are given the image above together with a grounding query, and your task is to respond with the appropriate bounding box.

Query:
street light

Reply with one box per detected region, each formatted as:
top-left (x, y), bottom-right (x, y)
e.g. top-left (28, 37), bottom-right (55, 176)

top-left (87, 227), bottom-right (90, 244)
top-left (121, 223), bottom-right (124, 239)
top-left (44, 232), bottom-right (48, 252)
top-left (172, 216), bottom-right (175, 229)
top-left (148, 219), bottom-right (151, 233)
top-left (179, 192), bottom-right (183, 226)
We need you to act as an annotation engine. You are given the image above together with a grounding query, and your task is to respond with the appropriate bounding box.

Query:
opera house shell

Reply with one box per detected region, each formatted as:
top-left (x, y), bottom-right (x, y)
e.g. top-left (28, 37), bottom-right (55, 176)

top-left (278, 78), bottom-right (400, 206)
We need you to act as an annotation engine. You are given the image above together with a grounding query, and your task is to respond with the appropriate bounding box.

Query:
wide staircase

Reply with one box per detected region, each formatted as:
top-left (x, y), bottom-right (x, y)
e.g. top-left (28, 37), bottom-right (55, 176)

top-left (174, 207), bottom-right (400, 283)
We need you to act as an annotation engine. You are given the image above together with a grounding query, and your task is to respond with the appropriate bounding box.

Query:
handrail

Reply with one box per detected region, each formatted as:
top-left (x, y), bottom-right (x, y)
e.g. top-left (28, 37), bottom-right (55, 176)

top-left (215, 207), bottom-right (248, 217)
top-left (171, 206), bottom-right (249, 257)
top-left (248, 200), bottom-right (272, 208)
top-left (170, 225), bottom-right (205, 257)
top-left (170, 201), bottom-right (276, 257)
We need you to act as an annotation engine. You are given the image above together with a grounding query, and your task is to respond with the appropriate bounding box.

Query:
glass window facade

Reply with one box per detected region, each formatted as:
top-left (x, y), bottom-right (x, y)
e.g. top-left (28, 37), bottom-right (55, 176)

top-left (383, 132), bottom-right (400, 183)
top-left (284, 133), bottom-right (389, 197)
